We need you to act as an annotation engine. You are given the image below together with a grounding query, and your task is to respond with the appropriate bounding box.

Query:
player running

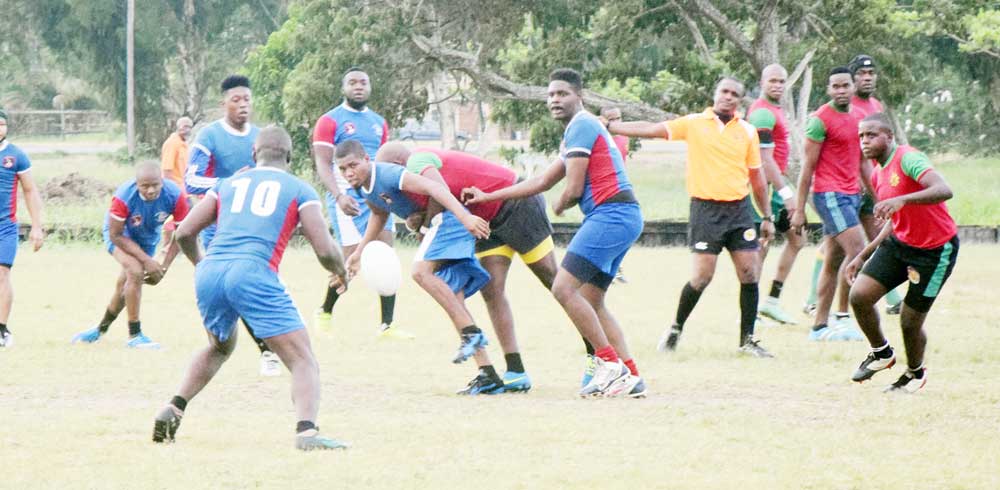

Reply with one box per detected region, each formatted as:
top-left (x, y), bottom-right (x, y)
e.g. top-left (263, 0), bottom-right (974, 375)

top-left (791, 67), bottom-right (869, 341)
top-left (466, 68), bottom-right (646, 397)
top-left (184, 75), bottom-right (280, 376)
top-left (0, 109), bottom-right (45, 347)
top-left (71, 163), bottom-right (188, 348)
top-left (376, 143), bottom-right (560, 394)
top-left (153, 126), bottom-right (350, 450)
top-left (336, 141), bottom-right (495, 391)
top-left (846, 114), bottom-right (958, 393)
top-left (747, 64), bottom-right (805, 326)
top-left (312, 68), bottom-right (409, 338)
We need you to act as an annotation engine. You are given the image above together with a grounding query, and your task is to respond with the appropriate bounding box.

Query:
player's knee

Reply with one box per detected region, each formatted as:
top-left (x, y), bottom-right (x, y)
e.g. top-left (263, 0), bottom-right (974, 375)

top-left (550, 281), bottom-right (575, 305)
top-left (690, 273), bottom-right (713, 291)
top-left (848, 287), bottom-right (874, 310)
top-left (410, 265), bottom-right (432, 286)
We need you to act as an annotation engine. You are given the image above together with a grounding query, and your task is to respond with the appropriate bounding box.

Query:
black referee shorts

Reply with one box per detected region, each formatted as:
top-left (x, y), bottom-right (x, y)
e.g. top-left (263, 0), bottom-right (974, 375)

top-left (688, 197), bottom-right (759, 255)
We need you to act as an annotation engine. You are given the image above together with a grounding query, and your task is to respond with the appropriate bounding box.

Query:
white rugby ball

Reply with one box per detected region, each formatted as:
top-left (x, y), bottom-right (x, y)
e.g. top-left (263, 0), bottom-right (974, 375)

top-left (360, 241), bottom-right (402, 296)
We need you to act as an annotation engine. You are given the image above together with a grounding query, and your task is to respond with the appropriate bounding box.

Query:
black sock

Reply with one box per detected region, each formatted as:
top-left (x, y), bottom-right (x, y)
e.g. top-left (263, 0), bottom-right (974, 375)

top-left (296, 420), bottom-right (316, 434)
top-left (582, 337), bottom-right (595, 355)
top-left (504, 353), bottom-right (524, 373)
top-left (812, 323), bottom-right (828, 332)
top-left (674, 282), bottom-right (704, 328)
top-left (0, 323), bottom-right (8, 335)
top-left (170, 395), bottom-right (188, 412)
top-left (769, 280), bottom-right (784, 299)
top-left (321, 287), bottom-right (340, 314)
top-left (479, 364), bottom-right (500, 381)
top-left (379, 295), bottom-right (396, 325)
top-left (461, 325), bottom-right (481, 336)
top-left (740, 282), bottom-right (759, 344)
top-left (128, 321), bottom-right (141, 337)
top-left (834, 312), bottom-right (851, 319)
top-left (242, 319), bottom-right (270, 353)
top-left (99, 309), bottom-right (118, 333)
top-left (873, 342), bottom-right (894, 359)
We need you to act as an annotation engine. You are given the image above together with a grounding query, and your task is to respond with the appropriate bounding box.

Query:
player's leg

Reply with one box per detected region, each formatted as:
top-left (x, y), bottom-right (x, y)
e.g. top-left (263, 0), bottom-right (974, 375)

top-left (579, 282), bottom-right (646, 398)
top-left (411, 258), bottom-right (493, 363)
top-left (861, 205), bottom-right (903, 313)
top-left (759, 209), bottom-right (803, 325)
top-left (803, 245), bottom-right (824, 315)
top-left (830, 224), bottom-right (867, 332)
top-left (73, 269), bottom-right (127, 344)
top-left (849, 268), bottom-right (896, 383)
top-left (812, 236), bottom-right (845, 334)
top-left (110, 247), bottom-right (159, 348)
top-left (478, 254), bottom-right (521, 363)
top-left (730, 248), bottom-right (773, 357)
top-left (316, 198), bottom-right (361, 328)
top-left (0, 229), bottom-right (18, 346)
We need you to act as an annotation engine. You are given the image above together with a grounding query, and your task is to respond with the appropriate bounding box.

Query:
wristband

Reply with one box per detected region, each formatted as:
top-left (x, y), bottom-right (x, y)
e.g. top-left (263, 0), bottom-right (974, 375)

top-left (419, 226), bottom-right (431, 235)
top-left (778, 186), bottom-right (794, 201)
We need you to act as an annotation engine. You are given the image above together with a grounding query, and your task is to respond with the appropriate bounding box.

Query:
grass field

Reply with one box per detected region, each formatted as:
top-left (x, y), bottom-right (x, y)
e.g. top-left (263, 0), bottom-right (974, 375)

top-left (2, 243), bottom-right (999, 489)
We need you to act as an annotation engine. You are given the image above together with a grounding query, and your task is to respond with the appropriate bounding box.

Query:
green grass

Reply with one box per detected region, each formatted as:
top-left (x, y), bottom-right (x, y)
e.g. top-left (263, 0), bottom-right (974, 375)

top-left (2, 244), bottom-right (999, 488)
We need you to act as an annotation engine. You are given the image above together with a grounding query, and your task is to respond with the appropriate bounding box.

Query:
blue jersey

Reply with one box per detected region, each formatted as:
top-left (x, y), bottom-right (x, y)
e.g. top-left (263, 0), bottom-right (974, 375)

top-left (0, 140), bottom-right (31, 232)
top-left (359, 162), bottom-right (424, 219)
top-left (312, 103), bottom-right (389, 191)
top-left (559, 111), bottom-right (633, 215)
top-left (104, 179), bottom-right (189, 249)
top-left (206, 167), bottom-right (320, 271)
top-left (185, 119), bottom-right (260, 195)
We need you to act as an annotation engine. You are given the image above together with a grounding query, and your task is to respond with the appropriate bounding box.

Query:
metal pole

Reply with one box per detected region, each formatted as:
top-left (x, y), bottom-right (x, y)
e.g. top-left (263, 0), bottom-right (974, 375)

top-left (126, 0), bottom-right (136, 157)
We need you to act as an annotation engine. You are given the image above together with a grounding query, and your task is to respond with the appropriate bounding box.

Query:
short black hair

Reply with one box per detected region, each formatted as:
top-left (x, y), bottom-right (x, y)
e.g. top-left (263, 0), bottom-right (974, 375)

top-left (829, 66), bottom-right (852, 78)
top-left (861, 113), bottom-right (893, 133)
top-left (549, 68), bottom-right (583, 93)
top-left (343, 66), bottom-right (366, 78)
top-left (715, 76), bottom-right (746, 96)
top-left (335, 139), bottom-right (367, 160)
top-left (221, 75), bottom-right (250, 93)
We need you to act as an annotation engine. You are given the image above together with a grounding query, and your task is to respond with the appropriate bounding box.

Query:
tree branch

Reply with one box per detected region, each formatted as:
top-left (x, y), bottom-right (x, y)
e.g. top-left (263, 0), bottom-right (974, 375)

top-left (786, 48), bottom-right (816, 90)
top-left (687, 0), bottom-right (754, 60)
top-left (946, 33), bottom-right (1000, 59)
top-left (669, 0), bottom-right (714, 64)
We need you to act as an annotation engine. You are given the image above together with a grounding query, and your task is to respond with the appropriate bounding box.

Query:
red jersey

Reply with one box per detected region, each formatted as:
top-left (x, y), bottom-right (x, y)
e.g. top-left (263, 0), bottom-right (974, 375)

top-left (805, 103), bottom-right (863, 194)
top-left (850, 95), bottom-right (883, 118)
top-left (612, 135), bottom-right (629, 161)
top-left (871, 145), bottom-right (956, 249)
top-left (747, 98), bottom-right (790, 173)
top-left (404, 147), bottom-right (517, 222)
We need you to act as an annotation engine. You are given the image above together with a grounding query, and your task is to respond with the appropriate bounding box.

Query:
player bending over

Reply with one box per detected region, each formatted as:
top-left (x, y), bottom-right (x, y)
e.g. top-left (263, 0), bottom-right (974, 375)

top-left (153, 126), bottom-right (350, 450)
top-left (846, 114), bottom-right (958, 393)
top-left (72, 162), bottom-right (188, 348)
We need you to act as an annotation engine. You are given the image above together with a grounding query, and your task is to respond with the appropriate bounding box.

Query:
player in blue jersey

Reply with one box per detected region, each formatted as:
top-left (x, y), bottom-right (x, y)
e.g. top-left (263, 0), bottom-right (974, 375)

top-left (184, 75), bottom-right (279, 375)
top-left (0, 109), bottom-right (45, 348)
top-left (311, 68), bottom-right (407, 338)
top-left (464, 69), bottom-right (646, 398)
top-left (334, 141), bottom-right (496, 389)
top-left (154, 126), bottom-right (350, 451)
top-left (70, 162), bottom-right (189, 348)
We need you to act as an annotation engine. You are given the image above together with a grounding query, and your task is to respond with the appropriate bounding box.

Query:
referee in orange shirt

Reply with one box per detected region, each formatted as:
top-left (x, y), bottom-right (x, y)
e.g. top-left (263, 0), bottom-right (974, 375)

top-left (607, 77), bottom-right (775, 357)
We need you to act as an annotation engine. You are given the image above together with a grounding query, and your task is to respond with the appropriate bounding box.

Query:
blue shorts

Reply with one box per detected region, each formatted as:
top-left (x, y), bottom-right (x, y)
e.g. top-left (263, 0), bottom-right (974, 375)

top-left (103, 229), bottom-right (158, 257)
top-left (328, 188), bottom-right (395, 247)
top-left (562, 203), bottom-right (643, 290)
top-left (414, 211), bottom-right (490, 298)
top-left (0, 228), bottom-right (17, 268)
top-left (813, 192), bottom-right (861, 236)
top-left (195, 258), bottom-right (306, 342)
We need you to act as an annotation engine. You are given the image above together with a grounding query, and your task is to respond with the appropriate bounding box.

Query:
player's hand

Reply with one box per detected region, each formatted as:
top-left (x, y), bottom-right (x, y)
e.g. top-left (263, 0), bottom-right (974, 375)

top-left (329, 272), bottom-right (348, 294)
top-left (845, 256), bottom-right (865, 286)
top-left (759, 220), bottom-right (776, 248)
top-left (405, 212), bottom-right (424, 233)
top-left (461, 187), bottom-right (486, 205)
top-left (873, 197), bottom-right (904, 221)
top-left (28, 225), bottom-right (44, 252)
top-left (143, 259), bottom-right (165, 285)
top-left (460, 214), bottom-right (490, 239)
top-left (346, 250), bottom-right (362, 279)
top-left (789, 209), bottom-right (806, 234)
top-left (336, 193), bottom-right (361, 217)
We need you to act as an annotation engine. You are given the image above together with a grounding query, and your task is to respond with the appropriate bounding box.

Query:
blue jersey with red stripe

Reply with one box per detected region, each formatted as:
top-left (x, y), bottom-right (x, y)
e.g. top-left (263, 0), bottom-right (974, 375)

top-left (104, 179), bottom-right (189, 249)
top-left (0, 140), bottom-right (31, 232)
top-left (185, 119), bottom-right (260, 195)
top-left (358, 162), bottom-right (424, 219)
top-left (205, 167), bottom-right (320, 271)
top-left (559, 111), bottom-right (633, 216)
top-left (312, 103), bottom-right (389, 191)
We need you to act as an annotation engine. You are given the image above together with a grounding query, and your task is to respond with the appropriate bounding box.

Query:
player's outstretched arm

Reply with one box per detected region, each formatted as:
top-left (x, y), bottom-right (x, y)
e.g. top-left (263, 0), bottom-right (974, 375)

top-left (17, 170), bottom-right (45, 251)
top-left (553, 156), bottom-right (586, 216)
top-left (606, 120), bottom-right (669, 139)
top-left (174, 194), bottom-right (217, 265)
top-left (299, 203), bottom-right (347, 291)
top-left (463, 159), bottom-right (566, 205)
top-left (847, 220), bottom-right (893, 285)
top-left (401, 173), bottom-right (489, 239)
top-left (347, 206), bottom-right (390, 278)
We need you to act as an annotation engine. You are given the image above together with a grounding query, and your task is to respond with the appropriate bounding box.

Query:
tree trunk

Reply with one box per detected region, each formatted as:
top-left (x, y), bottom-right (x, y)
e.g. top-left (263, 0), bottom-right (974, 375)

top-left (428, 70), bottom-right (457, 149)
top-left (473, 99), bottom-right (497, 155)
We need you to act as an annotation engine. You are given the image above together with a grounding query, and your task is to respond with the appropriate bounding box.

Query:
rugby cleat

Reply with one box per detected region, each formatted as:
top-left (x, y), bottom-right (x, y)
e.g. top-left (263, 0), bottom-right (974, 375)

top-left (808, 325), bottom-right (859, 342)
top-left (802, 302), bottom-right (817, 317)
top-left (603, 374), bottom-right (645, 398)
top-left (456, 371), bottom-right (505, 395)
top-left (885, 301), bottom-right (902, 315)
top-left (738, 338), bottom-right (774, 358)
top-left (259, 351), bottom-right (282, 377)
top-left (657, 325), bottom-right (682, 352)
top-left (852, 350), bottom-right (896, 382)
top-left (452, 331), bottom-right (488, 364)
top-left (295, 430), bottom-right (349, 451)
top-left (71, 326), bottom-right (102, 344)
top-left (0, 331), bottom-right (12, 348)
top-left (759, 301), bottom-right (797, 325)
top-left (313, 309), bottom-right (333, 332)
top-left (501, 371), bottom-right (532, 393)
top-left (376, 323), bottom-right (416, 340)
top-left (126, 333), bottom-right (161, 350)
top-left (884, 369), bottom-right (927, 394)
top-left (580, 355), bottom-right (597, 388)
top-left (579, 359), bottom-right (629, 398)
top-left (152, 405), bottom-right (183, 443)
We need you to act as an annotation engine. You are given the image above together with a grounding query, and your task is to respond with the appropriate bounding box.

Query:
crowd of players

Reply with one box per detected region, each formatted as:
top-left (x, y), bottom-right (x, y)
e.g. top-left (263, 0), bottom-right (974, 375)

top-left (0, 54), bottom-right (959, 449)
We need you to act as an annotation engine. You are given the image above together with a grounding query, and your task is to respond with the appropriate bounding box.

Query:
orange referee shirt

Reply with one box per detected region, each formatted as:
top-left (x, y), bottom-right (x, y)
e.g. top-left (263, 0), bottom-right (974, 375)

top-left (663, 108), bottom-right (761, 201)
top-left (160, 132), bottom-right (189, 185)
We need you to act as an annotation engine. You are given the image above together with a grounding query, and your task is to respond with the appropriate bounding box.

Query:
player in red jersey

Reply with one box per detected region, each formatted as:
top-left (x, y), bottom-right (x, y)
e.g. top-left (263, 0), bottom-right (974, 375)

top-left (846, 114), bottom-right (958, 393)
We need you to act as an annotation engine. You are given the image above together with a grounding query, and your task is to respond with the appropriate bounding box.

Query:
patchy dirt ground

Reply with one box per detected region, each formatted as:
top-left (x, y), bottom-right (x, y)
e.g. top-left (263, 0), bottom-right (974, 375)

top-left (41, 172), bottom-right (115, 203)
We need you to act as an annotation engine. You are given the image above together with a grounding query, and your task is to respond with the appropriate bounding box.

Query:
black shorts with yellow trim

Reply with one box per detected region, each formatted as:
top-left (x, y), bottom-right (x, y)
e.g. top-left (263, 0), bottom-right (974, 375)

top-left (861, 234), bottom-right (959, 313)
top-left (475, 193), bottom-right (555, 265)
top-left (690, 196), bottom-right (759, 255)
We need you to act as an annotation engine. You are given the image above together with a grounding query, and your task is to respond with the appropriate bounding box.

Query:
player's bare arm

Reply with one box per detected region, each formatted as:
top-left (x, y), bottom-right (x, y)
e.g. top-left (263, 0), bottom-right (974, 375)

top-left (873, 170), bottom-right (953, 220)
top-left (298, 202), bottom-right (347, 292)
top-left (347, 206), bottom-right (390, 277)
top-left (313, 142), bottom-right (360, 216)
top-left (415, 167), bottom-right (447, 232)
top-left (791, 138), bottom-right (822, 232)
top-left (606, 119), bottom-right (670, 139)
top-left (749, 166), bottom-right (775, 244)
top-left (17, 170), bottom-right (45, 251)
top-left (846, 220), bottom-right (893, 284)
top-left (108, 218), bottom-right (164, 283)
top-left (174, 195), bottom-right (217, 265)
top-left (400, 172), bottom-right (490, 239)
top-left (553, 156), bottom-right (587, 216)
top-left (463, 159), bottom-right (566, 205)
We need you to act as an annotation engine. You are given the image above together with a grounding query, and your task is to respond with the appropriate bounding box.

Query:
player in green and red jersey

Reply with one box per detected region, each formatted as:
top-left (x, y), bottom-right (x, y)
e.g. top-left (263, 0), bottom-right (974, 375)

top-left (846, 114), bottom-right (958, 393)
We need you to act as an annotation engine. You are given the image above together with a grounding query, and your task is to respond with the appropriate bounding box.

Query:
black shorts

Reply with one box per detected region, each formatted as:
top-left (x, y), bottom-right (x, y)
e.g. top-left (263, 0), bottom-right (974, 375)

top-left (755, 207), bottom-right (791, 235)
top-left (475, 194), bottom-right (554, 263)
top-left (861, 235), bottom-right (959, 313)
top-left (689, 197), bottom-right (759, 255)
